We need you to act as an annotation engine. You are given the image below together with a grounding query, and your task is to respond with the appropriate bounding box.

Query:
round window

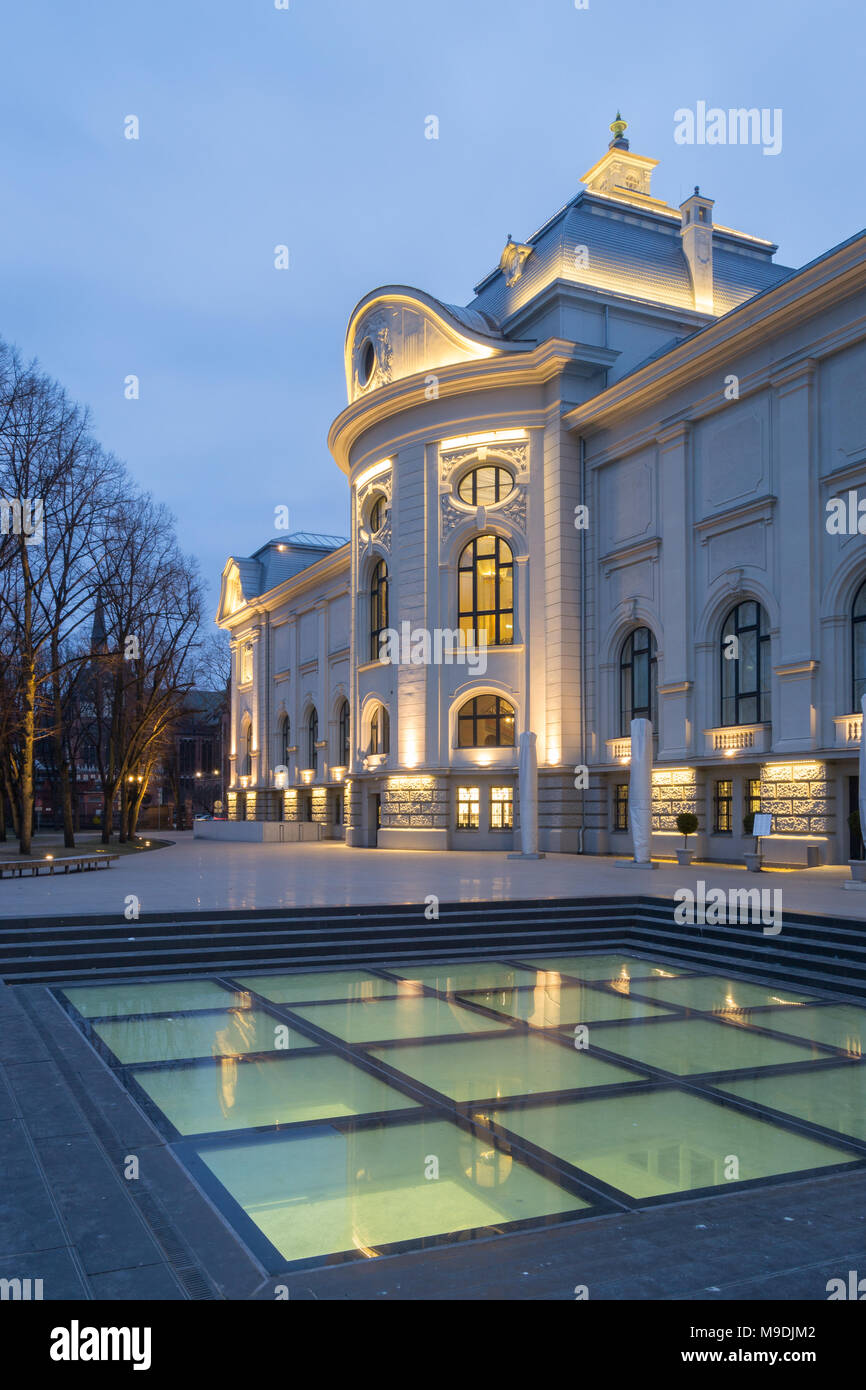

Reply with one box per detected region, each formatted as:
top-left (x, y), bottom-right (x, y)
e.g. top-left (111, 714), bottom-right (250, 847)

top-left (368, 495), bottom-right (385, 533)
top-left (359, 339), bottom-right (376, 387)
top-left (457, 464), bottom-right (514, 506)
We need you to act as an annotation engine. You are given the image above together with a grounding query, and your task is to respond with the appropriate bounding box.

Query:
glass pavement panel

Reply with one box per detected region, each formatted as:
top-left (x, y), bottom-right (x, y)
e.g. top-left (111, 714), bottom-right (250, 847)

top-left (459, 983), bottom-right (672, 1027)
top-left (753, 1004), bottom-right (866, 1055)
top-left (368, 1032), bottom-right (647, 1103)
top-left (586, 1015), bottom-right (820, 1075)
top-left (92, 1009), bottom-right (312, 1065)
top-left (488, 1090), bottom-right (856, 1200)
top-left (627, 974), bottom-right (816, 1014)
top-left (196, 1118), bottom-right (588, 1264)
top-left (234, 969), bottom-right (404, 1004)
top-left (131, 1052), bottom-right (419, 1135)
top-left (717, 1065), bottom-right (866, 1143)
top-left (61, 978), bottom-right (244, 1018)
top-left (382, 961), bottom-right (538, 993)
top-left (289, 995), bottom-right (512, 1044)
top-left (522, 955), bottom-right (689, 981)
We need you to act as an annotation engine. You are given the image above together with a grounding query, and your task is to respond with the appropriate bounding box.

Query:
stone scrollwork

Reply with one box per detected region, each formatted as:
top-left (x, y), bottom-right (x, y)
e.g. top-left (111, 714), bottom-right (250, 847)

top-left (353, 311), bottom-right (394, 397)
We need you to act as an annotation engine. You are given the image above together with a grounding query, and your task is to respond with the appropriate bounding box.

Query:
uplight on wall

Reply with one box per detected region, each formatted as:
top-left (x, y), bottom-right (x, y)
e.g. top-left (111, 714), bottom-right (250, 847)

top-left (354, 458), bottom-right (392, 490)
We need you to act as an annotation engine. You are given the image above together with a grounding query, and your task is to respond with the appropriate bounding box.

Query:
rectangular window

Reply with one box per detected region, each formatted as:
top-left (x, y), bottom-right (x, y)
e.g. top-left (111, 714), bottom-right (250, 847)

top-left (614, 783), bottom-right (629, 832)
top-left (456, 786), bottom-right (480, 830)
top-left (746, 778), bottom-right (761, 817)
top-left (490, 786), bottom-right (513, 830)
top-left (714, 780), bottom-right (733, 833)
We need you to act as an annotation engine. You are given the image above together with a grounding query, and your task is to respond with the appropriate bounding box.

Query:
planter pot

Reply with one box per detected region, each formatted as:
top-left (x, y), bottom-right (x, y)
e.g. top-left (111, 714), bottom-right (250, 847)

top-left (675, 848), bottom-right (694, 866)
top-left (743, 852), bottom-right (763, 873)
top-left (849, 859), bottom-right (866, 882)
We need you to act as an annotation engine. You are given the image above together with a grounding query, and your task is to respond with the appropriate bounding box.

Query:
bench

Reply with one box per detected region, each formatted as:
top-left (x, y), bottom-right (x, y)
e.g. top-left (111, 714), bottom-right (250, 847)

top-left (0, 853), bottom-right (120, 879)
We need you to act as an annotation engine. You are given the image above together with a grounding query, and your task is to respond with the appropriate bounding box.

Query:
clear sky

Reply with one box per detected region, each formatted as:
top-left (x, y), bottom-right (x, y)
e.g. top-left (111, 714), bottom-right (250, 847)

top-left (1, 0), bottom-right (861, 616)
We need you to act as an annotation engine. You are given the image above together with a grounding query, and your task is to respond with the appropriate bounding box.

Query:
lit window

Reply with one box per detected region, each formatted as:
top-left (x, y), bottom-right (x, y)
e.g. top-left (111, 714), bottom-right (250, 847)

top-left (746, 778), bottom-right (761, 817)
top-left (490, 786), bottom-right (513, 829)
top-left (457, 695), bottom-right (515, 748)
top-left (614, 783), bottom-right (629, 831)
top-left (457, 465), bottom-right (513, 507)
top-left (456, 786), bottom-right (480, 830)
top-left (458, 534), bottom-right (513, 647)
top-left (240, 642), bottom-right (253, 684)
top-left (714, 780), bottom-right (732, 833)
top-left (370, 559), bottom-right (389, 661)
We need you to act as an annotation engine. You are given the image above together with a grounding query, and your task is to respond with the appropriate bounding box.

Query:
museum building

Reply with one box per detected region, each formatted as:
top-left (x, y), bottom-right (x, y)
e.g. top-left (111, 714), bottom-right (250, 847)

top-left (216, 117), bottom-right (866, 866)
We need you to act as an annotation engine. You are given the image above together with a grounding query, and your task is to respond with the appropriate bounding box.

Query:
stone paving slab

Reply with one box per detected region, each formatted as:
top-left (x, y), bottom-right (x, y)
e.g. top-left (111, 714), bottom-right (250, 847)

top-left (0, 832), bottom-right (861, 921)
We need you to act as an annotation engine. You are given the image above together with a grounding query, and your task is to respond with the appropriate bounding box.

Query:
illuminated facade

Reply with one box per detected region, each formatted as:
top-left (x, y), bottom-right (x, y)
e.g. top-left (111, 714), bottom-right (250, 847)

top-left (217, 118), bottom-right (866, 866)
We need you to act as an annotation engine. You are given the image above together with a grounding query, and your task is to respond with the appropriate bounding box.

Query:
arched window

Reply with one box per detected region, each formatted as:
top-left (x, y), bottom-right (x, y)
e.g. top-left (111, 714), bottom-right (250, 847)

top-left (457, 464), bottom-right (514, 506)
top-left (619, 627), bottom-right (658, 736)
top-left (338, 699), bottom-right (351, 766)
top-left (241, 721), bottom-right (252, 777)
top-left (307, 708), bottom-right (318, 772)
top-left (370, 559), bottom-right (389, 661)
top-left (278, 714), bottom-right (290, 769)
top-left (369, 704), bottom-right (390, 756)
top-left (720, 601), bottom-right (771, 726)
top-left (458, 534), bottom-right (513, 647)
top-left (457, 695), bottom-right (515, 748)
top-left (853, 580), bottom-right (866, 711)
top-left (240, 642), bottom-right (253, 684)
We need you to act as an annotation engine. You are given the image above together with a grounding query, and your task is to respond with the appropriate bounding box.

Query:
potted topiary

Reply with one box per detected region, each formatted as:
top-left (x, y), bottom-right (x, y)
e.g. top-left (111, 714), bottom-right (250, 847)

top-left (848, 811), bottom-right (866, 882)
top-left (675, 812), bottom-right (699, 866)
top-left (743, 811), bottom-right (762, 872)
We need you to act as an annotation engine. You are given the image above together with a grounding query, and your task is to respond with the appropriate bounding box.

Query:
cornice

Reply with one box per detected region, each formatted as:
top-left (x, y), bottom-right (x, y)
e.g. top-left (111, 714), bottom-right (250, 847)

top-left (328, 338), bottom-right (616, 474)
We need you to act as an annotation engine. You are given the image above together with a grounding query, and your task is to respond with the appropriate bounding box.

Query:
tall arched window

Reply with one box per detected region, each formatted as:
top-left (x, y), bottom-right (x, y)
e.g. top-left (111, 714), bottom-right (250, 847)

top-left (854, 581), bottom-right (866, 711)
top-left (458, 534), bottom-right (513, 647)
top-left (241, 721), bottom-right (252, 777)
top-left (369, 704), bottom-right (390, 755)
top-left (619, 627), bottom-right (658, 736)
top-left (370, 559), bottom-right (389, 661)
top-left (338, 699), bottom-right (351, 766)
top-left (720, 601), bottom-right (771, 726)
top-left (278, 714), bottom-right (290, 769)
top-left (307, 708), bottom-right (318, 772)
top-left (457, 695), bottom-right (515, 748)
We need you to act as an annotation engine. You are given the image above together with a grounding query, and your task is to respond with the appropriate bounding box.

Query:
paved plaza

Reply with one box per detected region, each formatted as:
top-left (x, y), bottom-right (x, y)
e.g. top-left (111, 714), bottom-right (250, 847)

top-left (0, 832), bottom-right (861, 921)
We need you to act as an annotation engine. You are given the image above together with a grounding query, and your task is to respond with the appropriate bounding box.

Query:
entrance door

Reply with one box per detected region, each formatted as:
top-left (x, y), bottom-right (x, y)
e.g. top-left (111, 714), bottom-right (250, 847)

top-left (850, 776), bottom-right (863, 859)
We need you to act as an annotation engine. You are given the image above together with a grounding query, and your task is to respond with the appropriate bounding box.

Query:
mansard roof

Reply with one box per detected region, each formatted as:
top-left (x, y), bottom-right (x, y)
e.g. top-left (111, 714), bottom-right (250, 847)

top-left (217, 532), bottom-right (348, 623)
top-left (468, 190), bottom-right (793, 326)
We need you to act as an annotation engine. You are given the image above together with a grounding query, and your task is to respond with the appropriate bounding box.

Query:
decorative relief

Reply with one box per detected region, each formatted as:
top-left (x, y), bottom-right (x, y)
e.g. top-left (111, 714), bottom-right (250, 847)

top-left (439, 441), bottom-right (529, 483)
top-left (440, 485), bottom-right (527, 540)
top-left (499, 235), bottom-right (533, 287)
top-left (352, 311), bottom-right (394, 397)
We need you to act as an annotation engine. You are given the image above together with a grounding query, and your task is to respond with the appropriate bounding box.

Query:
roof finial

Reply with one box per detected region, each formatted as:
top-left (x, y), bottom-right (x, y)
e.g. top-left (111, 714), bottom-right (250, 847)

top-left (609, 110), bottom-right (629, 148)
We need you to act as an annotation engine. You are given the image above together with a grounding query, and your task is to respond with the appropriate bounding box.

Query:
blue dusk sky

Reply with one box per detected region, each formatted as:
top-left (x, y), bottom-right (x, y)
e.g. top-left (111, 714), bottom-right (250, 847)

top-left (0, 0), bottom-right (861, 615)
